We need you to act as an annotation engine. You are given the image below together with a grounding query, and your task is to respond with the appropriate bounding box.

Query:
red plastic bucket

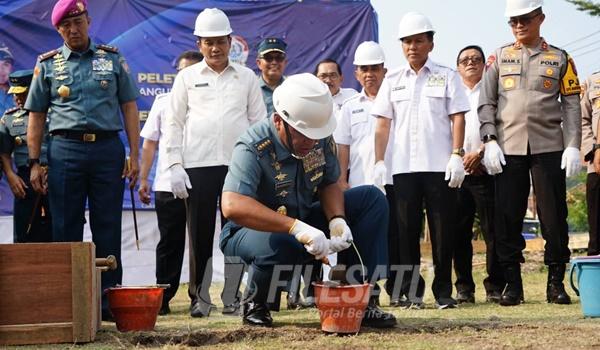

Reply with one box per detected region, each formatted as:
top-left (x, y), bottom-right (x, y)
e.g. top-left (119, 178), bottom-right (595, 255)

top-left (106, 286), bottom-right (165, 332)
top-left (313, 282), bottom-right (371, 333)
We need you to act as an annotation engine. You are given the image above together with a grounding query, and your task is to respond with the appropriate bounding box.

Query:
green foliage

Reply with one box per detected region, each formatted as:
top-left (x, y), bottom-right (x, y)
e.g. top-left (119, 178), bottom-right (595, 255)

top-left (567, 171), bottom-right (589, 232)
top-left (566, 0), bottom-right (600, 17)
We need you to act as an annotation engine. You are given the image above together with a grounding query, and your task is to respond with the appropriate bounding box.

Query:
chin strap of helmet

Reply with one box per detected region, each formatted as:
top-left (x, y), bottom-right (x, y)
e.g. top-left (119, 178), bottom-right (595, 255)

top-left (283, 121), bottom-right (308, 160)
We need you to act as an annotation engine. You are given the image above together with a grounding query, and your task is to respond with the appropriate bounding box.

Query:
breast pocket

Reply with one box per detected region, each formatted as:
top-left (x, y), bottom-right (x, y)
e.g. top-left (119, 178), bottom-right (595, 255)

top-left (534, 66), bottom-right (559, 94)
top-left (423, 86), bottom-right (447, 117)
top-left (225, 84), bottom-right (247, 113)
top-left (188, 84), bottom-right (216, 103)
top-left (350, 112), bottom-right (369, 138)
top-left (93, 71), bottom-right (115, 92)
top-left (499, 65), bottom-right (521, 91)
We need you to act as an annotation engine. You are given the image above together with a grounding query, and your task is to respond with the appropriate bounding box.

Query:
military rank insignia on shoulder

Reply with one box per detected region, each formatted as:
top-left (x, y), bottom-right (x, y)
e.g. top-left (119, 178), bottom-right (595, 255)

top-left (4, 106), bottom-right (19, 115)
top-left (253, 138), bottom-right (273, 155)
top-left (38, 49), bottom-right (60, 62)
top-left (97, 44), bottom-right (119, 53)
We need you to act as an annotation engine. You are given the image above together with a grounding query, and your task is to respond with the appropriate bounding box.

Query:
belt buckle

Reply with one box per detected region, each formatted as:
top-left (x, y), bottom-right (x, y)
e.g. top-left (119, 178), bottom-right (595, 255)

top-left (83, 133), bottom-right (96, 142)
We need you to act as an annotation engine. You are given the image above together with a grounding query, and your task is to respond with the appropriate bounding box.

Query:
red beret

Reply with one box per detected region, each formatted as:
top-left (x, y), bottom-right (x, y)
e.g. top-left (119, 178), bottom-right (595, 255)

top-left (51, 0), bottom-right (88, 27)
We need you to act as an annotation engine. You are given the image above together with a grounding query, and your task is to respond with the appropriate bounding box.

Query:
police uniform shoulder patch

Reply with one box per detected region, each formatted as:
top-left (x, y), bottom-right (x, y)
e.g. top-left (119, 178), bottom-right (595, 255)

top-left (97, 44), bottom-right (119, 53)
top-left (253, 137), bottom-right (273, 155)
top-left (559, 51), bottom-right (581, 96)
top-left (38, 49), bottom-right (60, 62)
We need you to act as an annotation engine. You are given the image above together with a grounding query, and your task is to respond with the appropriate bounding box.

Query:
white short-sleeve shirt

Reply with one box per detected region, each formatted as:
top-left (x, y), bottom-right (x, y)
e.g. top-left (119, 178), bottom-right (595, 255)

top-left (140, 93), bottom-right (171, 192)
top-left (462, 82), bottom-right (482, 154)
top-left (334, 91), bottom-right (393, 186)
top-left (371, 58), bottom-right (470, 174)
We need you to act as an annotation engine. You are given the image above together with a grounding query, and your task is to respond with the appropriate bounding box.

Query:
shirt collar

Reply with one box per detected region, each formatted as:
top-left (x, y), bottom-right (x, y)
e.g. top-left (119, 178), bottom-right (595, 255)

top-left (61, 40), bottom-right (95, 60)
top-left (259, 75), bottom-right (284, 91)
top-left (462, 80), bottom-right (481, 94)
top-left (268, 117), bottom-right (293, 161)
top-left (403, 57), bottom-right (435, 76)
top-left (198, 59), bottom-right (236, 75)
top-left (513, 37), bottom-right (548, 52)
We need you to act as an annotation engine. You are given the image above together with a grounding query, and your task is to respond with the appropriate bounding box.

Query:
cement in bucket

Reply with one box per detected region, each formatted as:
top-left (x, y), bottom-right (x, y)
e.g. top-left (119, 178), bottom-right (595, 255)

top-left (570, 256), bottom-right (600, 318)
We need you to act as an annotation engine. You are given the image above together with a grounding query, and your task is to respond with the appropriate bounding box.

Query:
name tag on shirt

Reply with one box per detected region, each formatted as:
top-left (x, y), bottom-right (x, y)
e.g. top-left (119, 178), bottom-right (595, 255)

top-left (426, 74), bottom-right (446, 87)
top-left (195, 83), bottom-right (209, 88)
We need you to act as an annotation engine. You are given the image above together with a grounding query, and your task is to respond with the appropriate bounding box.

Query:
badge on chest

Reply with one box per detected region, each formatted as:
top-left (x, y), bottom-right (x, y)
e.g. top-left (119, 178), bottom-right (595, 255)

top-left (302, 148), bottom-right (326, 173)
top-left (426, 73), bottom-right (446, 87)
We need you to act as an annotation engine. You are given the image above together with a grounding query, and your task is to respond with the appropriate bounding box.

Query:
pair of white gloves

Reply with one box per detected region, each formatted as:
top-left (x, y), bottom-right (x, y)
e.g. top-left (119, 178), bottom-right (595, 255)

top-left (289, 217), bottom-right (353, 260)
top-left (483, 140), bottom-right (581, 177)
top-left (372, 155), bottom-right (466, 189)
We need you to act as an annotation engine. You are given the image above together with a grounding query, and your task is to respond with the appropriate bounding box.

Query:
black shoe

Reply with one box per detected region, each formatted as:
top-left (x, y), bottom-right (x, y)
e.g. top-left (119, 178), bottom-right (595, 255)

top-left (435, 297), bottom-right (458, 309)
top-left (547, 264), bottom-right (571, 304)
top-left (456, 291), bottom-right (475, 304)
top-left (222, 299), bottom-right (241, 316)
top-left (286, 294), bottom-right (302, 310)
top-left (242, 302), bottom-right (273, 327)
top-left (190, 301), bottom-right (211, 318)
top-left (101, 311), bottom-right (115, 322)
top-left (500, 264), bottom-right (523, 307)
top-left (159, 303), bottom-right (171, 315)
top-left (361, 299), bottom-right (396, 328)
top-left (485, 290), bottom-right (502, 304)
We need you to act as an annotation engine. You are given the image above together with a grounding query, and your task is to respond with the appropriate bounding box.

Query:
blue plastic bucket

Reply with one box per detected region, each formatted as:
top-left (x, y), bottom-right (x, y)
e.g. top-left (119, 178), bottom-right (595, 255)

top-left (570, 256), bottom-right (600, 317)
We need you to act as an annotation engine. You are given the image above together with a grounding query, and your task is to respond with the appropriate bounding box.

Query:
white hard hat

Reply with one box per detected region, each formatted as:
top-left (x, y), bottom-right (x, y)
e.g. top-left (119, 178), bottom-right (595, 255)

top-left (193, 8), bottom-right (233, 37)
top-left (505, 0), bottom-right (543, 17)
top-left (353, 41), bottom-right (385, 66)
top-left (397, 12), bottom-right (435, 40)
top-left (273, 73), bottom-right (336, 140)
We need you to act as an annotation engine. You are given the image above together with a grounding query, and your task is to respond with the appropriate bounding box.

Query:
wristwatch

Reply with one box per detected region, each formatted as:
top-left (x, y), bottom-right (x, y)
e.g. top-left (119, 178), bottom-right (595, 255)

top-left (27, 158), bottom-right (40, 167)
top-left (452, 148), bottom-right (465, 157)
top-left (482, 134), bottom-right (497, 143)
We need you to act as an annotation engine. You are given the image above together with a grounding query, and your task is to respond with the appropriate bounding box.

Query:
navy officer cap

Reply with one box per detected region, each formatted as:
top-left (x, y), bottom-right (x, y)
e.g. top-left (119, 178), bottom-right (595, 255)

top-left (0, 46), bottom-right (13, 63)
top-left (258, 38), bottom-right (287, 57)
top-left (8, 69), bottom-right (34, 95)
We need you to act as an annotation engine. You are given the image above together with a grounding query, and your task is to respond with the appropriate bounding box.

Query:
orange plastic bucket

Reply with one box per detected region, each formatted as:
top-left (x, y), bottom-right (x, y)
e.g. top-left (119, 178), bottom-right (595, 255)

top-left (106, 286), bottom-right (165, 332)
top-left (313, 282), bottom-right (371, 333)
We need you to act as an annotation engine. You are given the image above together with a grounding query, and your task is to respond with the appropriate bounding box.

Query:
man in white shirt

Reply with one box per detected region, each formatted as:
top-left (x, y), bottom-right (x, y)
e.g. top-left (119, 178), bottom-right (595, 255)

top-left (138, 50), bottom-right (203, 316)
top-left (333, 41), bottom-right (402, 306)
top-left (453, 45), bottom-right (504, 305)
top-left (372, 12), bottom-right (469, 309)
top-left (315, 59), bottom-right (358, 113)
top-left (165, 8), bottom-right (267, 318)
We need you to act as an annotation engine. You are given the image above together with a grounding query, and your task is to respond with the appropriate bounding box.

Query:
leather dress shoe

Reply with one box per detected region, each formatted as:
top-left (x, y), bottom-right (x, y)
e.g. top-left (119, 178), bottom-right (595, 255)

top-left (222, 299), bottom-right (241, 316)
top-left (159, 303), bottom-right (171, 315)
top-left (190, 301), bottom-right (211, 318)
top-left (242, 302), bottom-right (273, 327)
top-left (499, 287), bottom-right (524, 306)
top-left (361, 298), bottom-right (396, 328)
top-left (456, 291), bottom-right (475, 304)
top-left (485, 290), bottom-right (502, 304)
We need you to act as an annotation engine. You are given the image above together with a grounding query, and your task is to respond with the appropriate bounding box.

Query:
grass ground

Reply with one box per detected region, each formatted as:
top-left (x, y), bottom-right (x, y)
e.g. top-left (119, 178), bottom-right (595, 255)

top-left (9, 251), bottom-right (600, 349)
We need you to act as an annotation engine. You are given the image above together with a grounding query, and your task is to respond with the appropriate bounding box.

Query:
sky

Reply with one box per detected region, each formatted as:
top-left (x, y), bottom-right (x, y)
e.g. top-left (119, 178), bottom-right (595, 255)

top-left (369, 0), bottom-right (600, 80)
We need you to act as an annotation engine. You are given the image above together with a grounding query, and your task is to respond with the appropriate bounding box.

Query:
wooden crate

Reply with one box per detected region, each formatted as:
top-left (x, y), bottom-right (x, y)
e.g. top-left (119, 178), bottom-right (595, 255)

top-left (0, 242), bottom-right (100, 346)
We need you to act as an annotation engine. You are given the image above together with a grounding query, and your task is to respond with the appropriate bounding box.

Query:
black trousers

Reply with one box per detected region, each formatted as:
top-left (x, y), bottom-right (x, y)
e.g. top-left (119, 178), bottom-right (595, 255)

top-left (586, 173), bottom-right (600, 255)
top-left (391, 172), bottom-right (457, 301)
top-left (383, 184), bottom-right (403, 298)
top-left (154, 191), bottom-right (186, 304)
top-left (13, 166), bottom-right (52, 243)
top-left (186, 166), bottom-right (235, 308)
top-left (453, 174), bottom-right (504, 294)
top-left (495, 152), bottom-right (570, 265)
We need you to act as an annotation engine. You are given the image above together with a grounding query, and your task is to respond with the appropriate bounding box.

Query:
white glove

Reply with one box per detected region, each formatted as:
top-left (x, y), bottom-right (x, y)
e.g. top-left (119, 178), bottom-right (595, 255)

top-left (328, 217), bottom-right (353, 253)
top-left (169, 164), bottom-right (192, 199)
top-left (289, 220), bottom-right (329, 260)
top-left (483, 140), bottom-right (506, 175)
top-left (561, 146), bottom-right (582, 177)
top-left (445, 154), bottom-right (465, 188)
top-left (372, 160), bottom-right (387, 190)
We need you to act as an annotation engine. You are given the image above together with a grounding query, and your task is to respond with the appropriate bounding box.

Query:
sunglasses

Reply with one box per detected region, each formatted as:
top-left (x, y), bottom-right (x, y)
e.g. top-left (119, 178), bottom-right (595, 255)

top-left (260, 54), bottom-right (286, 62)
top-left (458, 56), bottom-right (483, 66)
top-left (508, 12), bottom-right (542, 27)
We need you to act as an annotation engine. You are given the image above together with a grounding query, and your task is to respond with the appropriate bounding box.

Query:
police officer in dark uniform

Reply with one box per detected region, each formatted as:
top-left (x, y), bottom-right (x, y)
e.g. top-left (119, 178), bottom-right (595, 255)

top-left (220, 73), bottom-right (396, 328)
top-left (0, 70), bottom-right (51, 243)
top-left (26, 0), bottom-right (140, 321)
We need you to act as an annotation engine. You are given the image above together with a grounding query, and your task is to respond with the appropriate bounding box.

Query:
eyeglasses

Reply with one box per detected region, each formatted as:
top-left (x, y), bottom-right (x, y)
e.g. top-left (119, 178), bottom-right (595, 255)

top-left (458, 56), bottom-right (483, 66)
top-left (260, 54), bottom-right (286, 62)
top-left (317, 72), bottom-right (340, 80)
top-left (508, 12), bottom-right (542, 27)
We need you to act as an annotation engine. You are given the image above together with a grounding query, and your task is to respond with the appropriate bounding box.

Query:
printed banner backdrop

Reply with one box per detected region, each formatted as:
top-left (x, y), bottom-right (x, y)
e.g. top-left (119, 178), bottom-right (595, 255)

top-left (0, 0), bottom-right (378, 214)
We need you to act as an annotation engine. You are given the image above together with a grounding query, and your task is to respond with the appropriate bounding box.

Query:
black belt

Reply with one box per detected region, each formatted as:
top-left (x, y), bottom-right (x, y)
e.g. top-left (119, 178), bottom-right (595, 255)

top-left (51, 130), bottom-right (118, 142)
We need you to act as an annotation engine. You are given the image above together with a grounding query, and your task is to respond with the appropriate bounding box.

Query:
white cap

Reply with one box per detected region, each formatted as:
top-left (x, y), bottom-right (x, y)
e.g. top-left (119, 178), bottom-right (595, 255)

top-left (353, 41), bottom-right (385, 66)
top-left (193, 8), bottom-right (233, 37)
top-left (397, 12), bottom-right (435, 40)
top-left (505, 0), bottom-right (543, 17)
top-left (273, 73), bottom-right (336, 140)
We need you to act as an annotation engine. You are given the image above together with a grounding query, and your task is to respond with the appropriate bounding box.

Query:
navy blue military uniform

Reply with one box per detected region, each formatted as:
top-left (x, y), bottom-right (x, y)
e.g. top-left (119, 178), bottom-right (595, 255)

top-left (25, 42), bottom-right (139, 316)
top-left (0, 99), bottom-right (52, 242)
top-left (220, 117), bottom-right (389, 309)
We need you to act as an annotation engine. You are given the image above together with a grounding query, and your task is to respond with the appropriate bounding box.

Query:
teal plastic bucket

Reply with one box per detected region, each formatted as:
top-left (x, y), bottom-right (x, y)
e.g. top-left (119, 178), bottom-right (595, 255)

top-left (570, 256), bottom-right (600, 317)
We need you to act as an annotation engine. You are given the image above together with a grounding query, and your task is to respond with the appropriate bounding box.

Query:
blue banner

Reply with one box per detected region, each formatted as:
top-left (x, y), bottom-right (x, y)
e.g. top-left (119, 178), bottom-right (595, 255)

top-left (0, 0), bottom-right (378, 214)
